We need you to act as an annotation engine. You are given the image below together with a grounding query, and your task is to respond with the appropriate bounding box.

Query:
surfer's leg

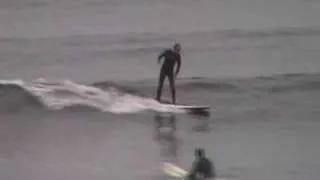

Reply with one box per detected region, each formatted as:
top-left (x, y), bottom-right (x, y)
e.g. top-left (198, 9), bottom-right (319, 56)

top-left (156, 73), bottom-right (166, 101)
top-left (168, 74), bottom-right (176, 104)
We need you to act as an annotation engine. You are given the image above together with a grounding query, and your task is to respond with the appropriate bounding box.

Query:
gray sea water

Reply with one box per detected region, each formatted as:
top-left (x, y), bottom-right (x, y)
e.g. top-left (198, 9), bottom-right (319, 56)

top-left (1, 0), bottom-right (320, 180)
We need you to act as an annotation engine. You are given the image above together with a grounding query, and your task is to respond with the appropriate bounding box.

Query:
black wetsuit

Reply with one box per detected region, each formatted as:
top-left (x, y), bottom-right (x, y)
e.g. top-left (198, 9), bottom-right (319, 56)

top-left (188, 157), bottom-right (216, 180)
top-left (156, 49), bottom-right (181, 104)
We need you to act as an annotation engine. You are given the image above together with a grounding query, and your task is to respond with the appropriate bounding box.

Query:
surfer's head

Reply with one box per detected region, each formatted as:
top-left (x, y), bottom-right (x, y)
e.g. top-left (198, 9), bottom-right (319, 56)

top-left (195, 148), bottom-right (205, 158)
top-left (173, 43), bottom-right (181, 52)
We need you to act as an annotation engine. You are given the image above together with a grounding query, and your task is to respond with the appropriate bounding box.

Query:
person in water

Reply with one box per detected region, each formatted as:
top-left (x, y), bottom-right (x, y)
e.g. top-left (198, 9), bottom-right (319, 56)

top-left (156, 43), bottom-right (181, 104)
top-left (187, 148), bottom-right (216, 180)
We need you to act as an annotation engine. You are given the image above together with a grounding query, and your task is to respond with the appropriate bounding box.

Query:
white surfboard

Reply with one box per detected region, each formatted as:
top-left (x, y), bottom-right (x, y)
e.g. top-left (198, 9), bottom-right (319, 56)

top-left (165, 104), bottom-right (210, 110)
top-left (158, 99), bottom-right (210, 115)
top-left (162, 162), bottom-right (228, 180)
top-left (162, 162), bottom-right (188, 177)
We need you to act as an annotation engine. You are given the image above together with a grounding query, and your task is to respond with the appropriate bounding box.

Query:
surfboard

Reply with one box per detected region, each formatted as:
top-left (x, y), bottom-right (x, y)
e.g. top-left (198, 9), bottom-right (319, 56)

top-left (158, 99), bottom-right (210, 116)
top-left (162, 162), bottom-right (188, 177)
top-left (162, 162), bottom-right (228, 180)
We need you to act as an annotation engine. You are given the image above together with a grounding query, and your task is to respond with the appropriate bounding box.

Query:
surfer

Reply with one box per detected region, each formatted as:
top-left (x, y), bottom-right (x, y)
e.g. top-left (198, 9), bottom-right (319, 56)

top-left (156, 43), bottom-right (181, 104)
top-left (186, 148), bottom-right (216, 180)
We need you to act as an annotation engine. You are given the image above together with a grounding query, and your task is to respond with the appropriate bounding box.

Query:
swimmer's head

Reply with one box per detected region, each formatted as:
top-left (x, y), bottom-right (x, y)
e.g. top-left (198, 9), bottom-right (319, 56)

top-left (173, 43), bottom-right (181, 52)
top-left (195, 148), bottom-right (205, 158)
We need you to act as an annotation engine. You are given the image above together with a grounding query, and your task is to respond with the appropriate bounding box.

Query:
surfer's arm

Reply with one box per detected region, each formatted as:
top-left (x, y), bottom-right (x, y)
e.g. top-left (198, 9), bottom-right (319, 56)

top-left (186, 162), bottom-right (198, 180)
top-left (175, 55), bottom-right (181, 77)
top-left (157, 51), bottom-right (166, 64)
top-left (188, 161), bottom-right (197, 175)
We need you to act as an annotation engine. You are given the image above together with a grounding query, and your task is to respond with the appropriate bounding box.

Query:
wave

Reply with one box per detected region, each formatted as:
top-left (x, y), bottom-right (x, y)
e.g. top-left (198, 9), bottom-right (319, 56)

top-left (182, 73), bottom-right (320, 93)
top-left (0, 72), bottom-right (319, 113)
top-left (97, 72), bottom-right (320, 93)
top-left (0, 81), bottom-right (44, 112)
top-left (215, 27), bottom-right (320, 39)
top-left (0, 79), bottom-right (183, 114)
top-left (246, 73), bottom-right (320, 93)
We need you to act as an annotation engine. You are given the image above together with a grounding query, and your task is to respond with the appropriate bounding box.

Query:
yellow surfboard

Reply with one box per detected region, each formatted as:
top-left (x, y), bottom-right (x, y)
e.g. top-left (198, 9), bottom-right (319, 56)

top-left (162, 162), bottom-right (187, 178)
top-left (162, 162), bottom-right (229, 180)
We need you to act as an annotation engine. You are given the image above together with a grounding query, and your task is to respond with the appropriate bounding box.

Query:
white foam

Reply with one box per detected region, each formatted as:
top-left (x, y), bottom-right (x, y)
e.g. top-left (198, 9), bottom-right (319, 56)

top-left (0, 79), bottom-right (184, 114)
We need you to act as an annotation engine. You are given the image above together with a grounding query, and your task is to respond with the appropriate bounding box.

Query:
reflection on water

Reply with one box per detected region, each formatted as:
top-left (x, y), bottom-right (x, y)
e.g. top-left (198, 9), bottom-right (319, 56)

top-left (153, 112), bottom-right (211, 164)
top-left (153, 113), bottom-right (178, 163)
top-left (192, 114), bottom-right (211, 133)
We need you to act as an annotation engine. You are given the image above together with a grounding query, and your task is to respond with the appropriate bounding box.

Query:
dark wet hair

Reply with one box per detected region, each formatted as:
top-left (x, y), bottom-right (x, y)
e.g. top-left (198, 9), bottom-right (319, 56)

top-left (173, 43), bottom-right (181, 51)
top-left (195, 148), bottom-right (205, 157)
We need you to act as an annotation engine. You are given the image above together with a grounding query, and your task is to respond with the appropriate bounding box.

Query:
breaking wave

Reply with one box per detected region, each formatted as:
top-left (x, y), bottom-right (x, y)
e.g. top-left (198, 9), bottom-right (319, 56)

top-left (0, 72), bottom-right (319, 113)
top-left (0, 79), bottom-right (184, 114)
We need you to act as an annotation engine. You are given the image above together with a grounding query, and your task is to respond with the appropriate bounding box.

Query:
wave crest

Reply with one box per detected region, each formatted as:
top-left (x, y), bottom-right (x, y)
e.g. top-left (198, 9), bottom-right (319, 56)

top-left (0, 72), bottom-right (319, 113)
top-left (0, 80), bottom-right (43, 112)
top-left (0, 79), bottom-right (183, 114)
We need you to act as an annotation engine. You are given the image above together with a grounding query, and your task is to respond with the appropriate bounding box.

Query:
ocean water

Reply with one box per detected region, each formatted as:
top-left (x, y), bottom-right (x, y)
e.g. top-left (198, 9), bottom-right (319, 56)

top-left (1, 0), bottom-right (320, 180)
